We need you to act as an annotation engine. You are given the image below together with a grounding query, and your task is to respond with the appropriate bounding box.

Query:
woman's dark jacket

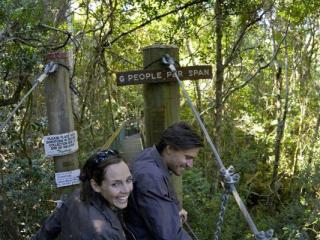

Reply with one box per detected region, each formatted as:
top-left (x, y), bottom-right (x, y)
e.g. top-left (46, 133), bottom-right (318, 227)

top-left (32, 189), bottom-right (128, 240)
top-left (124, 146), bottom-right (192, 240)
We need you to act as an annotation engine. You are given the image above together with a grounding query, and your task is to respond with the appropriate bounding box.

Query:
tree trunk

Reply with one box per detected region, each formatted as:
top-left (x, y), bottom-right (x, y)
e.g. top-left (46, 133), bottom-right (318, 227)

top-left (271, 64), bottom-right (283, 194)
top-left (214, 0), bottom-right (224, 151)
top-left (271, 38), bottom-right (289, 197)
top-left (308, 112), bottom-right (320, 164)
top-left (209, 0), bottom-right (224, 193)
top-left (186, 40), bottom-right (202, 115)
top-left (291, 29), bottom-right (314, 176)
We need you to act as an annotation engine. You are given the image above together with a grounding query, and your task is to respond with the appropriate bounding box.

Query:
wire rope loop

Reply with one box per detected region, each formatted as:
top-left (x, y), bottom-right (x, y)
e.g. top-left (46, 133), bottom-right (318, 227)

top-left (44, 61), bottom-right (58, 75)
top-left (144, 58), bottom-right (162, 69)
top-left (161, 54), bottom-right (179, 72)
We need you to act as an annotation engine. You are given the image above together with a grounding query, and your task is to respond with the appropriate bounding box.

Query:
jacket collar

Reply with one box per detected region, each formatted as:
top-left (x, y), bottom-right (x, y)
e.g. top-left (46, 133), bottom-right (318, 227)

top-left (150, 145), bottom-right (170, 177)
top-left (91, 192), bottom-right (123, 230)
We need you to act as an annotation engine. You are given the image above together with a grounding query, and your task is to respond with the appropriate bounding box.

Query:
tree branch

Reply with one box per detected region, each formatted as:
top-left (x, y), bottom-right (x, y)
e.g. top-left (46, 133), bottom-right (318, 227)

top-left (223, 4), bottom-right (273, 69)
top-left (0, 75), bottom-right (28, 107)
top-left (222, 26), bottom-right (288, 105)
top-left (106, 0), bottom-right (207, 47)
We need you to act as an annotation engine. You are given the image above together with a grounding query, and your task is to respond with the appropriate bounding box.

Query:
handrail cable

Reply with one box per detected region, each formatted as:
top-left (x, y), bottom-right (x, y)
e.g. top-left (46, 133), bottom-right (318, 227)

top-left (184, 221), bottom-right (200, 240)
top-left (162, 54), bottom-right (274, 240)
top-left (0, 62), bottom-right (58, 133)
top-left (100, 122), bottom-right (127, 150)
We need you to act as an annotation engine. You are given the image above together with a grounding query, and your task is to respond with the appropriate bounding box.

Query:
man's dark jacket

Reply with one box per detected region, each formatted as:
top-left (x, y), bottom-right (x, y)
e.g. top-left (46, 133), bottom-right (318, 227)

top-left (124, 146), bottom-right (192, 240)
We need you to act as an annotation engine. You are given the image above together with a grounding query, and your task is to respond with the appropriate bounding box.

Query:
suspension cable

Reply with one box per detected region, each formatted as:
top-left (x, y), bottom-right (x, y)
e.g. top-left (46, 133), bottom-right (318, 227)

top-left (162, 54), bottom-right (274, 240)
top-left (0, 62), bottom-right (58, 133)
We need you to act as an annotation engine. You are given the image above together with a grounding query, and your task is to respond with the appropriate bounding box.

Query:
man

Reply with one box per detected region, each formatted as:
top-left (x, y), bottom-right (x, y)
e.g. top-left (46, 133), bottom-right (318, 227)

top-left (125, 121), bottom-right (203, 240)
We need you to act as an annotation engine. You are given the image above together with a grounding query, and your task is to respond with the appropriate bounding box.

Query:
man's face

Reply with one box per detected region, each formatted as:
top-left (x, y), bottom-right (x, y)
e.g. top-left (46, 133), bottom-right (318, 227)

top-left (163, 146), bottom-right (200, 176)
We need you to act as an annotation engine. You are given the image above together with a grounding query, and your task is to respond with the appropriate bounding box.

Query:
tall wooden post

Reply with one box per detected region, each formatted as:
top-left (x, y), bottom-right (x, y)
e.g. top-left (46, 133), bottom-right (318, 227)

top-left (143, 44), bottom-right (182, 202)
top-left (45, 52), bottom-right (79, 192)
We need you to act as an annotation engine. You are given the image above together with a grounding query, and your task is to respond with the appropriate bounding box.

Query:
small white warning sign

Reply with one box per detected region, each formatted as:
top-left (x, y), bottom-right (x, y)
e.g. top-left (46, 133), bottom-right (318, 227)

top-left (43, 131), bottom-right (78, 157)
top-left (55, 169), bottom-right (80, 188)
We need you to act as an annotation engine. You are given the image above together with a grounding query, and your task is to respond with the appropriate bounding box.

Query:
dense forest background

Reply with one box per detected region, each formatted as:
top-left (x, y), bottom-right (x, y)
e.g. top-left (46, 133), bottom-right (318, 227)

top-left (1, 0), bottom-right (320, 239)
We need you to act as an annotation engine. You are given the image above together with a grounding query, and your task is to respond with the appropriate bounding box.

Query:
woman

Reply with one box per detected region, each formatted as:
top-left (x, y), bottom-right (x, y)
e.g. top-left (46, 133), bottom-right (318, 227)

top-left (32, 149), bottom-right (135, 240)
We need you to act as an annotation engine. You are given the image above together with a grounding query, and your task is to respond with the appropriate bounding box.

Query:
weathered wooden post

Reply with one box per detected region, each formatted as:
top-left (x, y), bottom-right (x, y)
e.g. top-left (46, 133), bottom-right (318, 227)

top-left (116, 44), bottom-right (212, 203)
top-left (142, 44), bottom-right (182, 201)
top-left (44, 52), bottom-right (79, 193)
top-left (142, 44), bottom-right (180, 147)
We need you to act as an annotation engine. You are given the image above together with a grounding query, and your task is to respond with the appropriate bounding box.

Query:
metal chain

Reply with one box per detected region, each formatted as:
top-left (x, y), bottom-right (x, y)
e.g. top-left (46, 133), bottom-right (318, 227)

top-left (214, 189), bottom-right (230, 240)
top-left (214, 166), bottom-right (240, 240)
top-left (0, 62), bottom-right (58, 133)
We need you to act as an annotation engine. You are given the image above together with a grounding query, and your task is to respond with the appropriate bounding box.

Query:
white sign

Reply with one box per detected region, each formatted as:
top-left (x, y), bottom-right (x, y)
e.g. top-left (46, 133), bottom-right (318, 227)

top-left (43, 131), bottom-right (78, 157)
top-left (55, 169), bottom-right (80, 188)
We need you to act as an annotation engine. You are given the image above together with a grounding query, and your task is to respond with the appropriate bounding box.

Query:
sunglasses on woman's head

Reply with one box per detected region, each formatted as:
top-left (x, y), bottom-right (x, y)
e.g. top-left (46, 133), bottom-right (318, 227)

top-left (95, 149), bottom-right (119, 164)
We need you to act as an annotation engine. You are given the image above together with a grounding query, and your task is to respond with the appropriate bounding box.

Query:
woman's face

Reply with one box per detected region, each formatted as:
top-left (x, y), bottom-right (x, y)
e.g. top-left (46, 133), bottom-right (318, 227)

top-left (93, 161), bottom-right (133, 209)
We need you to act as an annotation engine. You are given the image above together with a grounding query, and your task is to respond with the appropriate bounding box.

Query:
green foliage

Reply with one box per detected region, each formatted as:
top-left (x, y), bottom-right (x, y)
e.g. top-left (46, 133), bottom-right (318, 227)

top-left (0, 155), bottom-right (56, 239)
top-left (183, 168), bottom-right (217, 239)
top-left (1, 0), bottom-right (320, 239)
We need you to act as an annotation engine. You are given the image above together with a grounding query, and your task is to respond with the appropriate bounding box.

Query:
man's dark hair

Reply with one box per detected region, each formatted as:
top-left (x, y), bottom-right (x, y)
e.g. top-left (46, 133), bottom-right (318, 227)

top-left (156, 121), bottom-right (203, 153)
top-left (79, 149), bottom-right (124, 202)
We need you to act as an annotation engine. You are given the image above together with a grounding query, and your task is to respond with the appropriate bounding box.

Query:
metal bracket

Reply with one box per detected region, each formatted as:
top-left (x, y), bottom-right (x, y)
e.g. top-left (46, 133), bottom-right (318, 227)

top-left (44, 61), bottom-right (58, 75)
top-left (220, 166), bottom-right (240, 186)
top-left (162, 54), bottom-right (177, 72)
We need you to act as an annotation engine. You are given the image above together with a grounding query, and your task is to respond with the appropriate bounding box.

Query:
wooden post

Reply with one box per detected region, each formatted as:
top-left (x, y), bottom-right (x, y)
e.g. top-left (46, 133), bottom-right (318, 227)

top-left (143, 44), bottom-right (180, 146)
top-left (142, 44), bottom-right (182, 202)
top-left (45, 52), bottom-right (79, 192)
